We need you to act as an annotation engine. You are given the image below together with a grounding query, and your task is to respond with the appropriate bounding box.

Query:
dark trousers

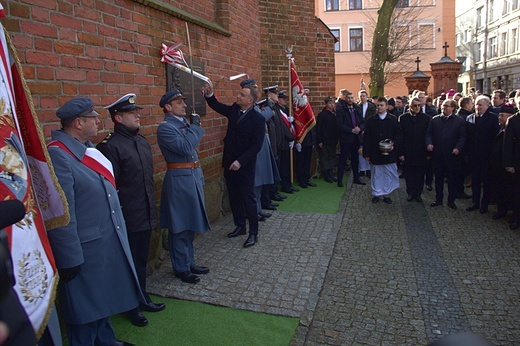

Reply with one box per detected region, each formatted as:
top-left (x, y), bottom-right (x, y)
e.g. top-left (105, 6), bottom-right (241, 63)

top-left (261, 185), bottom-right (272, 207)
top-left (224, 170), bottom-right (258, 235)
top-left (470, 163), bottom-right (491, 206)
top-left (425, 159), bottom-right (433, 186)
top-left (433, 165), bottom-right (459, 203)
top-left (404, 165), bottom-right (425, 197)
top-left (168, 230), bottom-right (194, 273)
top-left (295, 146), bottom-right (313, 184)
top-left (337, 141), bottom-right (360, 184)
top-left (67, 317), bottom-right (116, 346)
top-left (279, 149), bottom-right (292, 190)
top-left (127, 230), bottom-right (152, 303)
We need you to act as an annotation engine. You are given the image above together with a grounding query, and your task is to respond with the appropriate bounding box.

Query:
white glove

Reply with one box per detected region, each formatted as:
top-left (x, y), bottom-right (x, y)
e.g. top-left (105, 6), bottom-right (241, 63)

top-left (295, 143), bottom-right (302, 152)
top-left (289, 141), bottom-right (294, 149)
top-left (288, 116), bottom-right (294, 123)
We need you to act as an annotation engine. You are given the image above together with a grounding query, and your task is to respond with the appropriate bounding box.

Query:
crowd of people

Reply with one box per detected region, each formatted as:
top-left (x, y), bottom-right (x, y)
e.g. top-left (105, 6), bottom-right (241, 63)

top-left (14, 78), bottom-right (518, 345)
top-left (315, 87), bottom-right (520, 230)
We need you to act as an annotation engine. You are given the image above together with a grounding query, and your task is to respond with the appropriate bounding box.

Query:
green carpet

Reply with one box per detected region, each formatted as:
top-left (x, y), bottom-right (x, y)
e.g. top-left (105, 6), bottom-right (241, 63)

top-left (275, 178), bottom-right (346, 214)
top-left (110, 296), bottom-right (299, 346)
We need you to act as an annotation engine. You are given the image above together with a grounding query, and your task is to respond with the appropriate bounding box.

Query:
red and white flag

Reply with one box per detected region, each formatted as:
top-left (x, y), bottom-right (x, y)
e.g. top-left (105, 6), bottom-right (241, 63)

top-left (290, 59), bottom-right (316, 143)
top-left (0, 6), bottom-right (68, 337)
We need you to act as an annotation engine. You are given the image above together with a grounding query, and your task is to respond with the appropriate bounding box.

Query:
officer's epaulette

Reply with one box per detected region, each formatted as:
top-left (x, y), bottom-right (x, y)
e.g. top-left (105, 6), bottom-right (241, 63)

top-left (100, 133), bottom-right (113, 144)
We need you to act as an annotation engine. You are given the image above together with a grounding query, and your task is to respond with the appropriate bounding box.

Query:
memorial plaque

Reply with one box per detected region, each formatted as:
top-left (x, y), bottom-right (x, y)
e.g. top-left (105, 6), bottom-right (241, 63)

top-left (166, 60), bottom-right (206, 116)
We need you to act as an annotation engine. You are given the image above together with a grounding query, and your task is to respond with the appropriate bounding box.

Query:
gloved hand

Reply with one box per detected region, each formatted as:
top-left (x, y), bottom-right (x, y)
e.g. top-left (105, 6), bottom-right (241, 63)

top-left (289, 141), bottom-right (294, 149)
top-left (190, 113), bottom-right (201, 126)
top-left (267, 99), bottom-right (275, 109)
top-left (288, 116), bottom-right (294, 123)
top-left (59, 265), bottom-right (80, 283)
top-left (295, 143), bottom-right (302, 152)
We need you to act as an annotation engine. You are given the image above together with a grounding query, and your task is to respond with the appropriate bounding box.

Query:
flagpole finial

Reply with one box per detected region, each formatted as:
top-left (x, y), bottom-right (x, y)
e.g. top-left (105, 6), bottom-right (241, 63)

top-left (285, 45), bottom-right (293, 58)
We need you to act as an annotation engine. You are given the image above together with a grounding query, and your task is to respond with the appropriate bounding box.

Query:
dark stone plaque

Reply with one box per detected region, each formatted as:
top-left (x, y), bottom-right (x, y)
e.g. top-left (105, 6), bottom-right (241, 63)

top-left (166, 60), bottom-right (206, 116)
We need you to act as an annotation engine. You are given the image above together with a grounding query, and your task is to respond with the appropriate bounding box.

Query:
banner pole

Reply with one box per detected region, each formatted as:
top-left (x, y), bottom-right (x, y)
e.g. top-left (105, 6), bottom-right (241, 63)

top-left (286, 46), bottom-right (294, 183)
top-left (185, 22), bottom-right (196, 115)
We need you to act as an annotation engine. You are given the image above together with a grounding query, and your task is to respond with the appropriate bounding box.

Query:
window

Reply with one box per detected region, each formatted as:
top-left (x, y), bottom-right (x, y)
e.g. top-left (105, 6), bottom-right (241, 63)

top-left (331, 29), bottom-right (340, 52)
top-left (465, 29), bottom-right (471, 42)
top-left (395, 25), bottom-right (411, 49)
top-left (456, 33), bottom-right (461, 46)
top-left (489, 36), bottom-right (498, 58)
top-left (476, 7), bottom-right (483, 28)
top-left (418, 24), bottom-right (434, 49)
top-left (397, 0), bottom-right (409, 7)
top-left (503, 0), bottom-right (510, 14)
top-left (477, 42), bottom-right (483, 61)
top-left (500, 32), bottom-right (508, 56)
top-left (349, 0), bottom-right (362, 10)
top-left (513, 0), bottom-right (519, 10)
top-left (511, 28), bottom-right (518, 53)
top-left (349, 28), bottom-right (363, 51)
top-left (326, 0), bottom-right (339, 11)
top-left (489, 0), bottom-right (494, 22)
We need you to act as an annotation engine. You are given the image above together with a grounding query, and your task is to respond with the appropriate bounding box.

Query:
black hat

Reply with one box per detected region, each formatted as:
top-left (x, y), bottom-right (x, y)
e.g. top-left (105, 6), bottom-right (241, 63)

top-left (509, 90), bottom-right (517, 99)
top-left (240, 78), bottom-right (257, 88)
top-left (387, 97), bottom-right (395, 107)
top-left (500, 103), bottom-right (516, 114)
top-left (278, 90), bottom-right (288, 98)
top-left (263, 85), bottom-right (278, 94)
top-left (324, 96), bottom-right (334, 103)
top-left (159, 90), bottom-right (186, 108)
top-left (104, 93), bottom-right (142, 116)
top-left (56, 97), bottom-right (99, 120)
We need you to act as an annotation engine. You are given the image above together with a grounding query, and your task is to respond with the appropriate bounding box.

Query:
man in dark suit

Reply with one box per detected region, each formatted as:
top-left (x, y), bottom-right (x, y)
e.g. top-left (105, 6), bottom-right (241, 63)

top-left (316, 96), bottom-right (338, 183)
top-left (426, 99), bottom-right (466, 209)
top-left (204, 82), bottom-right (266, 247)
top-left (398, 97), bottom-right (430, 202)
top-left (465, 95), bottom-right (499, 213)
top-left (503, 90), bottom-right (520, 229)
top-left (336, 90), bottom-right (365, 187)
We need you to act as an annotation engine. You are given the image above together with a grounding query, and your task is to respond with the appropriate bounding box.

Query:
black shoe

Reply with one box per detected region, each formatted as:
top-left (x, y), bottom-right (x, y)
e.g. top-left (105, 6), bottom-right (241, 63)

top-left (479, 205), bottom-right (488, 214)
top-left (271, 195), bottom-right (285, 201)
top-left (415, 195), bottom-right (422, 202)
top-left (425, 185), bottom-right (433, 191)
top-left (190, 264), bottom-right (210, 274)
top-left (227, 226), bottom-right (246, 238)
top-left (337, 182), bottom-right (344, 187)
top-left (353, 180), bottom-right (366, 185)
top-left (128, 311), bottom-right (148, 327)
top-left (298, 182), bottom-right (308, 188)
top-left (492, 211), bottom-right (507, 220)
top-left (447, 201), bottom-right (457, 210)
top-left (262, 205), bottom-right (277, 211)
top-left (258, 212), bottom-right (272, 218)
top-left (407, 195), bottom-right (414, 202)
top-left (114, 340), bottom-right (136, 346)
top-left (280, 188), bottom-right (293, 194)
top-left (383, 197), bottom-right (392, 204)
top-left (270, 202), bottom-right (280, 207)
top-left (258, 215), bottom-right (266, 222)
top-left (430, 200), bottom-right (442, 207)
top-left (290, 187), bottom-right (299, 192)
top-left (372, 196), bottom-right (380, 203)
top-left (456, 192), bottom-right (472, 199)
top-left (306, 180), bottom-right (317, 187)
top-left (175, 271), bottom-right (200, 284)
top-left (140, 302), bottom-right (166, 312)
top-left (243, 234), bottom-right (258, 248)
top-left (466, 203), bottom-right (479, 212)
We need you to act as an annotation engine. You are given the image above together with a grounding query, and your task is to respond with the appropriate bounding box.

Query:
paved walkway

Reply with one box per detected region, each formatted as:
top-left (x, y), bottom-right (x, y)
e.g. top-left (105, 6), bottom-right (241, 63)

top-left (147, 175), bottom-right (520, 345)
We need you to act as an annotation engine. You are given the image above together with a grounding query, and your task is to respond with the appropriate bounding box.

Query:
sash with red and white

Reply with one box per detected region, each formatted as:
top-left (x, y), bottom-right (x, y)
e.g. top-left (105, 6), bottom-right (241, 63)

top-left (47, 141), bottom-right (116, 188)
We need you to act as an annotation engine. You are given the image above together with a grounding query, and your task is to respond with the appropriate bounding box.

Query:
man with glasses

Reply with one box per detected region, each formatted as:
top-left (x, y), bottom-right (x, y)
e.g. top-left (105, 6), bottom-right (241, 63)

top-left (97, 94), bottom-right (165, 326)
top-left (426, 99), bottom-right (467, 209)
top-left (398, 97), bottom-right (430, 202)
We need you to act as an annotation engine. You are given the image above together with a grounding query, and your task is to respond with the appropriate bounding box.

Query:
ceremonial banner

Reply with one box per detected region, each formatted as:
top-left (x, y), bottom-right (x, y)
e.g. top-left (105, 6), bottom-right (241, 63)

top-left (289, 59), bottom-right (315, 142)
top-left (0, 7), bottom-right (68, 337)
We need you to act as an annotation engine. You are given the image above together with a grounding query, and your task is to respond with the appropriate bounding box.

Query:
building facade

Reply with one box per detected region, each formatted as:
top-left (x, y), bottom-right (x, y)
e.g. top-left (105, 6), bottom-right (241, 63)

top-left (456, 0), bottom-right (520, 94)
top-left (316, 0), bottom-right (455, 98)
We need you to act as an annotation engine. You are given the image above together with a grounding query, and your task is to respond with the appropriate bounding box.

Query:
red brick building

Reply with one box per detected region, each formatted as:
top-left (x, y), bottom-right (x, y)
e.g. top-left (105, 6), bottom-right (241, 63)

top-left (2, 0), bottom-right (335, 222)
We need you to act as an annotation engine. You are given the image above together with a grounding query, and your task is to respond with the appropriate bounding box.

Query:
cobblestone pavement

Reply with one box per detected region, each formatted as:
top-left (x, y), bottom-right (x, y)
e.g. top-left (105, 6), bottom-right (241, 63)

top-left (147, 176), bottom-right (520, 345)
